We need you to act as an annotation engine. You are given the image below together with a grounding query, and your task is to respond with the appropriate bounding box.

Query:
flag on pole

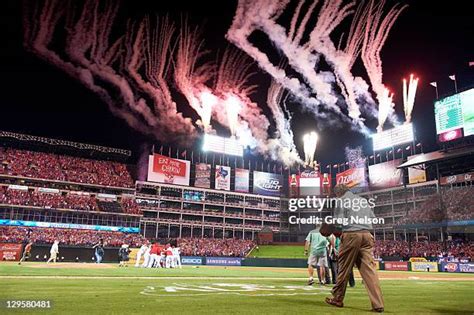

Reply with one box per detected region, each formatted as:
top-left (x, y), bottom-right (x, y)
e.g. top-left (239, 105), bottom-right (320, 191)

top-left (449, 75), bottom-right (458, 92)
top-left (181, 150), bottom-right (187, 158)
top-left (430, 82), bottom-right (439, 99)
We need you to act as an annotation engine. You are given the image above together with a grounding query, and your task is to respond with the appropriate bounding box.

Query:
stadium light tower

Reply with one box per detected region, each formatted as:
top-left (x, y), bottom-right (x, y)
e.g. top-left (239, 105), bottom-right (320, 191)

top-left (303, 131), bottom-right (318, 167)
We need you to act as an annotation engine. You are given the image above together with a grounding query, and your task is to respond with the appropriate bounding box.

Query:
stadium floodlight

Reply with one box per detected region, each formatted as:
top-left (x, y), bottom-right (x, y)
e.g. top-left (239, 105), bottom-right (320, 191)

top-left (372, 123), bottom-right (414, 151)
top-left (202, 134), bottom-right (243, 156)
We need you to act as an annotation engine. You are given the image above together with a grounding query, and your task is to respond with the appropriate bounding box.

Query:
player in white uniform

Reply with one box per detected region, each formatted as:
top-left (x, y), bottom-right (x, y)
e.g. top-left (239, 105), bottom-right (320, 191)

top-left (46, 240), bottom-right (59, 263)
top-left (142, 244), bottom-right (151, 268)
top-left (173, 246), bottom-right (182, 269)
top-left (135, 242), bottom-right (149, 267)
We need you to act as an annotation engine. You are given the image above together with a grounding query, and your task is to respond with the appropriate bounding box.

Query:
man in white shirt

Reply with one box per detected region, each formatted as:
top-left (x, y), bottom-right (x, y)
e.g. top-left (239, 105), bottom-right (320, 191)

top-left (135, 242), bottom-right (149, 267)
top-left (46, 240), bottom-right (59, 263)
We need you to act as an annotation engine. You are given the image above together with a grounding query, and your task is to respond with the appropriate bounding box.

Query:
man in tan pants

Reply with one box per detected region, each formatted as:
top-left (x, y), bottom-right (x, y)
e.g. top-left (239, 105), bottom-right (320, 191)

top-left (324, 185), bottom-right (384, 312)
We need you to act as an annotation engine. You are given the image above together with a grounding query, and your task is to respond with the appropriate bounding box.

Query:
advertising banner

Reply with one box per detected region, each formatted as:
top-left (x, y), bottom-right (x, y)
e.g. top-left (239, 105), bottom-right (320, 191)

top-left (205, 257), bottom-right (242, 266)
top-left (321, 173), bottom-right (332, 196)
top-left (194, 163), bottom-right (211, 188)
top-left (215, 165), bottom-right (231, 191)
top-left (440, 172), bottom-right (474, 185)
top-left (288, 174), bottom-right (300, 197)
top-left (0, 243), bottom-right (22, 261)
top-left (441, 262), bottom-right (460, 272)
top-left (0, 220), bottom-right (140, 233)
top-left (299, 170), bottom-right (321, 196)
top-left (407, 155), bottom-right (427, 184)
top-left (459, 263), bottom-right (474, 273)
top-left (148, 154), bottom-right (190, 186)
top-left (369, 159), bottom-right (403, 190)
top-left (253, 171), bottom-right (283, 197)
top-left (235, 168), bottom-right (250, 193)
top-left (181, 256), bottom-right (204, 265)
top-left (411, 261), bottom-right (438, 272)
top-left (336, 167), bottom-right (366, 189)
top-left (384, 261), bottom-right (409, 271)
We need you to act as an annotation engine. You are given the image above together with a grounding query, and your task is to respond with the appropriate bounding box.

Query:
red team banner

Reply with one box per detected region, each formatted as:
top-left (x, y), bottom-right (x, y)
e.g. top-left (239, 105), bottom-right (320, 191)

top-left (148, 154), bottom-right (190, 186)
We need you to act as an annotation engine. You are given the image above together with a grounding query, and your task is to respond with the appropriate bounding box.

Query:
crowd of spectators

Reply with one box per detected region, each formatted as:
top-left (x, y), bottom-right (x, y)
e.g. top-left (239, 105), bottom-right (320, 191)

top-left (0, 148), bottom-right (134, 188)
top-left (178, 238), bottom-right (255, 257)
top-left (0, 227), bottom-right (255, 257)
top-left (374, 239), bottom-right (473, 261)
top-left (0, 186), bottom-right (140, 214)
top-left (0, 226), bottom-right (147, 247)
top-left (397, 186), bottom-right (474, 225)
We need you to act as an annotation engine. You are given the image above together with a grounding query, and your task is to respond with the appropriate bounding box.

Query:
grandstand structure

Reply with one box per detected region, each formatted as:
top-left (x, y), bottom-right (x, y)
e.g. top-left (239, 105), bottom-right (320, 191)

top-left (1, 130), bottom-right (473, 247)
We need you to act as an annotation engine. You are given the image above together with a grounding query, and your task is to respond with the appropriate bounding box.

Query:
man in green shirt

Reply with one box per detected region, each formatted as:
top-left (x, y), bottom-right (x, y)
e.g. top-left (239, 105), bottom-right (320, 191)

top-left (305, 227), bottom-right (329, 285)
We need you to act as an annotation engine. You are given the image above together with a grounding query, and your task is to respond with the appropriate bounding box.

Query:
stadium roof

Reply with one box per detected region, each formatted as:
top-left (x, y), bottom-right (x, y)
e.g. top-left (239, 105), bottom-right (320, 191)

top-left (398, 146), bottom-right (474, 169)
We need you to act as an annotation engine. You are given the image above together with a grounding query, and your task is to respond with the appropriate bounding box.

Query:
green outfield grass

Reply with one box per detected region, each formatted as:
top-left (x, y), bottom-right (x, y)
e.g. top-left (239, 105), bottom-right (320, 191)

top-left (1, 263), bottom-right (473, 314)
top-left (248, 245), bottom-right (305, 259)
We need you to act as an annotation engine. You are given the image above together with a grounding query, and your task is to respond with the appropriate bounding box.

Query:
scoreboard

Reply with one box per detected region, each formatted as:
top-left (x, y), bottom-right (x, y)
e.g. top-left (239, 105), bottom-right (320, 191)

top-left (435, 88), bottom-right (474, 141)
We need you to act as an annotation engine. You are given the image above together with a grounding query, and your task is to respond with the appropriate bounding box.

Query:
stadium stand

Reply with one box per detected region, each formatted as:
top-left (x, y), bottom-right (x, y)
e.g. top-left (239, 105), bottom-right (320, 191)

top-left (1, 148), bottom-right (134, 188)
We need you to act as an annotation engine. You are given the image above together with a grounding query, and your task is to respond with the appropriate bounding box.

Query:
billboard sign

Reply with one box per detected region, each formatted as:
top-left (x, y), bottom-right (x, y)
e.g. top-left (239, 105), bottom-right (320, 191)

top-left (440, 172), bottom-right (474, 185)
top-left (202, 134), bottom-right (244, 156)
top-left (369, 159), bottom-right (403, 190)
top-left (205, 257), bottom-right (242, 266)
top-left (181, 256), bottom-right (204, 265)
top-left (411, 261), bottom-right (438, 272)
top-left (215, 165), bottom-right (231, 191)
top-left (299, 170), bottom-right (321, 196)
top-left (148, 154), bottom-right (190, 186)
top-left (253, 171), bottom-right (282, 197)
top-left (0, 243), bottom-right (22, 261)
top-left (435, 88), bottom-right (474, 139)
top-left (384, 261), bottom-right (408, 271)
top-left (372, 123), bottom-right (414, 151)
top-left (194, 163), bottom-right (211, 188)
top-left (407, 155), bottom-right (427, 184)
top-left (336, 167), bottom-right (366, 189)
top-left (235, 168), bottom-right (250, 193)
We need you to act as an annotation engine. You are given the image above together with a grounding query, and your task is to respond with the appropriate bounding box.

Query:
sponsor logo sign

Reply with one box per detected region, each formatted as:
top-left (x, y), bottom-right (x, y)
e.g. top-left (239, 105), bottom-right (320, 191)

top-left (0, 243), bottom-right (22, 261)
top-left (411, 261), bottom-right (438, 272)
top-left (336, 167), bottom-right (366, 189)
top-left (215, 165), bottom-right (231, 191)
top-left (407, 155), bottom-right (427, 184)
top-left (148, 154), bottom-right (190, 186)
top-left (369, 159), bottom-right (403, 190)
top-left (180, 256), bottom-right (203, 265)
top-left (384, 261), bottom-right (409, 271)
top-left (441, 262), bottom-right (460, 273)
top-left (235, 168), bottom-right (250, 193)
top-left (194, 163), bottom-right (211, 188)
top-left (459, 263), bottom-right (474, 273)
top-left (205, 257), bottom-right (242, 266)
top-left (440, 172), bottom-right (474, 185)
top-left (0, 219), bottom-right (139, 233)
top-left (253, 171), bottom-right (282, 197)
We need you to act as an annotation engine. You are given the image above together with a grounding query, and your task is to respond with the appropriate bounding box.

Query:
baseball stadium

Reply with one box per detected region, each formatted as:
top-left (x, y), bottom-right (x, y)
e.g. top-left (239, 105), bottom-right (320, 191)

top-left (1, 0), bottom-right (474, 314)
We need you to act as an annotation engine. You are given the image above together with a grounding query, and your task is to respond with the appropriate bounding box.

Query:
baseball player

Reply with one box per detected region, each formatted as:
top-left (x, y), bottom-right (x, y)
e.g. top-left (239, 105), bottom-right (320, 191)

top-left (19, 240), bottom-right (34, 265)
top-left (135, 241), bottom-right (149, 267)
top-left (46, 240), bottom-right (59, 264)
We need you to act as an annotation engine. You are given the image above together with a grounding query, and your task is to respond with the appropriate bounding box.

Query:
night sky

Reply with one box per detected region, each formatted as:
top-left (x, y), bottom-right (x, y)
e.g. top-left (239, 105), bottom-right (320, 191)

top-left (1, 0), bottom-right (473, 166)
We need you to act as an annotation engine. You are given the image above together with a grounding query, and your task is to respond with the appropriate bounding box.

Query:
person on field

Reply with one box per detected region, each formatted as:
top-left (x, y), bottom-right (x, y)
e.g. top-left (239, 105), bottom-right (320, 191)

top-left (324, 184), bottom-right (384, 313)
top-left (19, 240), bottom-right (34, 265)
top-left (46, 240), bottom-right (59, 264)
top-left (135, 241), bottom-right (149, 267)
top-left (305, 227), bottom-right (329, 285)
top-left (118, 244), bottom-right (131, 267)
top-left (93, 239), bottom-right (105, 264)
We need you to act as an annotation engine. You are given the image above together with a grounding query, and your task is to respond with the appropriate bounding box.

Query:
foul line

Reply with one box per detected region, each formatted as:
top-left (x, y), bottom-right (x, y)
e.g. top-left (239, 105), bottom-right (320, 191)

top-left (0, 275), bottom-right (472, 281)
